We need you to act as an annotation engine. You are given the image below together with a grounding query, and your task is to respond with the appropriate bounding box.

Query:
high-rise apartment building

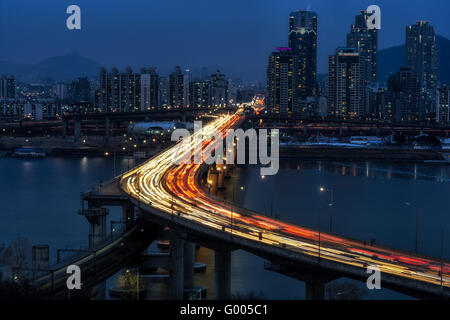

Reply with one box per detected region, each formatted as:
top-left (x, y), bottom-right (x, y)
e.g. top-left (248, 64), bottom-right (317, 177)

top-left (141, 67), bottom-right (160, 110)
top-left (190, 80), bottom-right (211, 108)
top-left (406, 21), bottom-right (438, 120)
top-left (387, 67), bottom-right (421, 122)
top-left (437, 85), bottom-right (450, 124)
top-left (266, 48), bottom-right (296, 114)
top-left (211, 70), bottom-right (229, 108)
top-left (327, 48), bottom-right (366, 117)
top-left (99, 67), bottom-right (141, 112)
top-left (288, 10), bottom-right (318, 102)
top-left (0, 76), bottom-right (16, 100)
top-left (347, 10), bottom-right (378, 84)
top-left (169, 66), bottom-right (189, 108)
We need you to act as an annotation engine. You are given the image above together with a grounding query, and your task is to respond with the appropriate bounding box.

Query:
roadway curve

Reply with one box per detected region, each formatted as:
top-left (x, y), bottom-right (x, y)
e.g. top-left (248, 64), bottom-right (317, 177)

top-left (120, 113), bottom-right (450, 291)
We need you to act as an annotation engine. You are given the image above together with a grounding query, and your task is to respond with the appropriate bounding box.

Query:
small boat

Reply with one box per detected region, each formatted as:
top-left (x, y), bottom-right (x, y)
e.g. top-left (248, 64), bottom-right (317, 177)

top-left (194, 262), bottom-right (207, 273)
top-left (13, 148), bottom-right (46, 159)
top-left (108, 286), bottom-right (147, 299)
top-left (424, 153), bottom-right (450, 164)
top-left (133, 151), bottom-right (147, 159)
top-left (184, 286), bottom-right (207, 300)
top-left (157, 240), bottom-right (170, 249)
top-left (140, 274), bottom-right (169, 283)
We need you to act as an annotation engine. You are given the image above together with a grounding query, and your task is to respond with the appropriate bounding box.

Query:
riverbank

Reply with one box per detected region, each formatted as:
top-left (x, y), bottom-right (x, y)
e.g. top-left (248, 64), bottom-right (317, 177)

top-left (0, 135), bottom-right (172, 157)
top-left (280, 146), bottom-right (448, 162)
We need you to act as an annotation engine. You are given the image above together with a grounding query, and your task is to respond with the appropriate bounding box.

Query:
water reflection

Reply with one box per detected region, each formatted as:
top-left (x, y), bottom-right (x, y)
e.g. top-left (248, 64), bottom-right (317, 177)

top-left (1, 157), bottom-right (449, 300)
top-left (283, 160), bottom-right (450, 183)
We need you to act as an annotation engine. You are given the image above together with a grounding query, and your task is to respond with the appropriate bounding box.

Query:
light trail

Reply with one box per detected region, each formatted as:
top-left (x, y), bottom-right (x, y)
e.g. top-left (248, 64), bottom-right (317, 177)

top-left (121, 112), bottom-right (450, 289)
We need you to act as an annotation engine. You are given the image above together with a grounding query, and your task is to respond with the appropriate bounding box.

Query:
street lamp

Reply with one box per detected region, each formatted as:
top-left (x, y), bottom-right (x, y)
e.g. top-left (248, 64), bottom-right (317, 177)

top-left (113, 151), bottom-right (116, 176)
top-left (320, 187), bottom-right (334, 233)
top-left (318, 205), bottom-right (322, 261)
top-left (262, 174), bottom-right (276, 218)
top-left (231, 185), bottom-right (244, 236)
top-left (405, 202), bottom-right (419, 253)
top-left (441, 228), bottom-right (445, 287)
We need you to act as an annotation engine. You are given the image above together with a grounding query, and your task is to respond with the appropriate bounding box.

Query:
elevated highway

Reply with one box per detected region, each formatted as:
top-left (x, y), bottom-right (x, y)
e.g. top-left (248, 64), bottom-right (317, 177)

top-left (30, 220), bottom-right (163, 298)
top-left (118, 112), bottom-right (450, 299)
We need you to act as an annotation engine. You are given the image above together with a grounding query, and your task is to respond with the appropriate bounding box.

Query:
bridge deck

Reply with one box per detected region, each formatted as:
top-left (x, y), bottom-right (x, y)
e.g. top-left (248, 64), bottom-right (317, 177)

top-left (31, 219), bottom-right (163, 298)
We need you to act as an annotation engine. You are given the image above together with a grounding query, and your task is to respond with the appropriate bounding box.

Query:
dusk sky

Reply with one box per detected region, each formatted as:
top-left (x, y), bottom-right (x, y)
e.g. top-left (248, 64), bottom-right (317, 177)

top-left (0, 0), bottom-right (449, 82)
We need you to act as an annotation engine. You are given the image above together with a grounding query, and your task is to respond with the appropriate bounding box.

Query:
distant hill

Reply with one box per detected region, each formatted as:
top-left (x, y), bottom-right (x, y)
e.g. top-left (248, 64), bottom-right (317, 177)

top-left (0, 53), bottom-right (100, 83)
top-left (1, 36), bottom-right (450, 85)
top-left (378, 35), bottom-right (450, 85)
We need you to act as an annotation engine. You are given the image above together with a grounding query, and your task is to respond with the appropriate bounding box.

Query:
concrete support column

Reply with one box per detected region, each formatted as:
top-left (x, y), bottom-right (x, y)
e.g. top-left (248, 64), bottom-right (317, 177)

top-left (183, 241), bottom-right (195, 290)
top-left (223, 164), bottom-right (230, 179)
top-left (74, 120), bottom-right (81, 142)
top-left (264, 261), bottom-right (334, 301)
top-left (89, 213), bottom-right (107, 248)
top-left (86, 207), bottom-right (108, 301)
top-left (169, 231), bottom-right (184, 300)
top-left (224, 145), bottom-right (234, 173)
top-left (122, 204), bottom-right (135, 231)
top-left (209, 170), bottom-right (218, 195)
top-left (305, 281), bottom-right (325, 300)
top-left (105, 117), bottom-right (110, 140)
top-left (214, 249), bottom-right (231, 299)
top-left (62, 119), bottom-right (68, 138)
top-left (217, 169), bottom-right (224, 189)
top-left (32, 245), bottom-right (49, 271)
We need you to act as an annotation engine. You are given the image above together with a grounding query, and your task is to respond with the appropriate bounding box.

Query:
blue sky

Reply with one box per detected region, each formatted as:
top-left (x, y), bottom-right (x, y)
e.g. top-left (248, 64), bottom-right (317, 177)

top-left (0, 0), bottom-right (449, 81)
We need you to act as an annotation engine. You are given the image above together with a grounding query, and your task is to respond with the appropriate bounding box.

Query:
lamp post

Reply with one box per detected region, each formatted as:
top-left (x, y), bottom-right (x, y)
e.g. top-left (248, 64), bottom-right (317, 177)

top-left (136, 266), bottom-right (140, 300)
top-left (405, 202), bottom-right (419, 254)
top-left (320, 187), bottom-right (334, 233)
top-left (262, 174), bottom-right (276, 218)
top-left (113, 151), bottom-right (116, 176)
top-left (231, 185), bottom-right (244, 236)
top-left (441, 228), bottom-right (444, 287)
top-left (318, 206), bottom-right (321, 261)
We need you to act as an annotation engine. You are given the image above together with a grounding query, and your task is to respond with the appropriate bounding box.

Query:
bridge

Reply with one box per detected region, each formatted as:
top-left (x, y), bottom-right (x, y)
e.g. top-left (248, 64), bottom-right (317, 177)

top-left (33, 111), bottom-right (450, 300)
top-left (114, 112), bottom-right (450, 299)
top-left (248, 114), bottom-right (450, 137)
top-left (0, 107), bottom-right (235, 139)
top-left (30, 219), bottom-right (163, 299)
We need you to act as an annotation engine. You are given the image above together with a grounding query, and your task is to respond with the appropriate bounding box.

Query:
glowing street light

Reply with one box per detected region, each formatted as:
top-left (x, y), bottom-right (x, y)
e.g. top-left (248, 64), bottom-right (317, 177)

top-left (320, 186), bottom-right (334, 232)
top-left (405, 202), bottom-right (419, 253)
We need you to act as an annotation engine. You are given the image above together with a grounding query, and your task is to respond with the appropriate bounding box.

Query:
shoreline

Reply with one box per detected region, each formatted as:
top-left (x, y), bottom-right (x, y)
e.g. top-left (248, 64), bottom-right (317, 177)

top-left (279, 146), bottom-right (449, 162)
top-left (1, 137), bottom-right (449, 163)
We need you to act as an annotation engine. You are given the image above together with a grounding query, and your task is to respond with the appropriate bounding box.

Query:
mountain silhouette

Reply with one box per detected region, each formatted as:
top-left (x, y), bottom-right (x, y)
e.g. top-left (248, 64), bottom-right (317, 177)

top-left (0, 53), bottom-right (100, 83)
top-left (378, 35), bottom-right (450, 85)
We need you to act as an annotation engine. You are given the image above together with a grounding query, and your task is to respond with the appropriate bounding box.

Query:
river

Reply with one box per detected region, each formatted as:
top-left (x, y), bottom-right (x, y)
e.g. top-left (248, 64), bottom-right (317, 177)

top-left (0, 156), bottom-right (449, 299)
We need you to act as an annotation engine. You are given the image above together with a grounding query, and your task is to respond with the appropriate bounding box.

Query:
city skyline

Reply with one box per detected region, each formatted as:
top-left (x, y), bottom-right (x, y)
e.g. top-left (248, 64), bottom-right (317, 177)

top-left (0, 4), bottom-right (446, 123)
top-left (1, 1), bottom-right (450, 304)
top-left (1, 1), bottom-right (450, 82)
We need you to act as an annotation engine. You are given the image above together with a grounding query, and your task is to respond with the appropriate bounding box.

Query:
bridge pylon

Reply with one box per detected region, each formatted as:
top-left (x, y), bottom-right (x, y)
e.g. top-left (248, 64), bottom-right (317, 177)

top-left (168, 229), bottom-right (185, 300)
top-left (78, 207), bottom-right (109, 248)
top-left (265, 261), bottom-right (339, 300)
top-left (214, 249), bottom-right (231, 299)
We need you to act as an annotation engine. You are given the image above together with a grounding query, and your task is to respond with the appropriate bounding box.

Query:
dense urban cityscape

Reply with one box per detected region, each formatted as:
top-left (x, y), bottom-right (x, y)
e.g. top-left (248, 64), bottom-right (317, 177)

top-left (0, 1), bottom-right (449, 314)
top-left (0, 9), bottom-right (448, 124)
